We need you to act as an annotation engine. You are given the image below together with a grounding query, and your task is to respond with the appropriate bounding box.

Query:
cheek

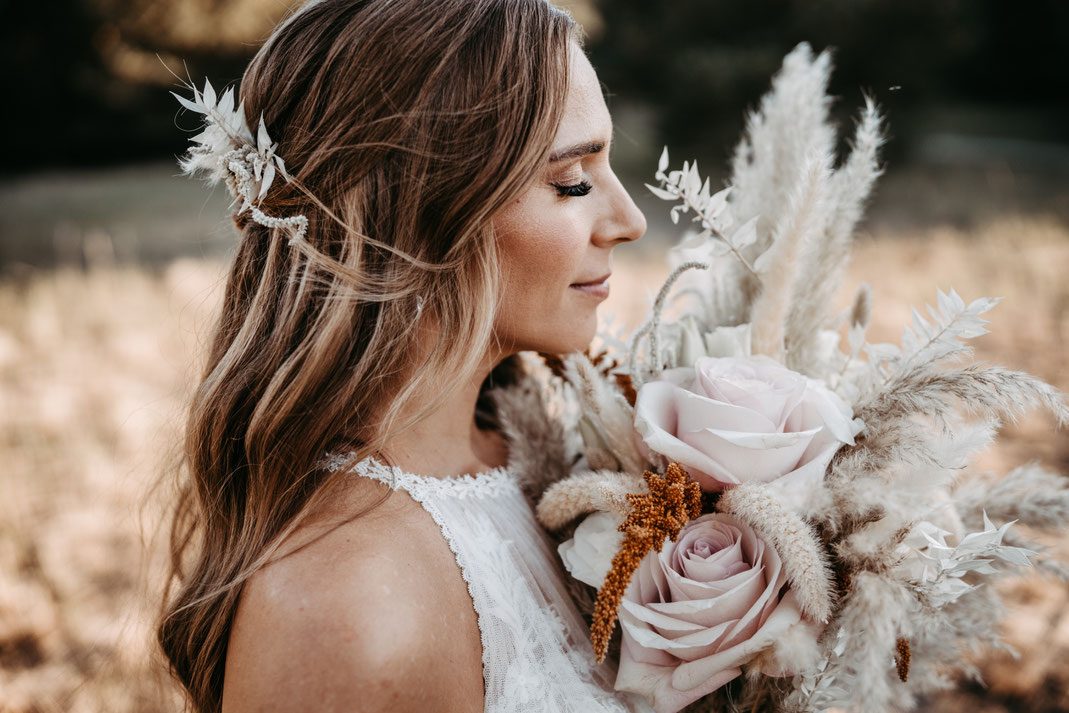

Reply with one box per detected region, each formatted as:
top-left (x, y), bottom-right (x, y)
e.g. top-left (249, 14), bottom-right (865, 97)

top-left (497, 203), bottom-right (585, 303)
top-left (493, 201), bottom-right (596, 350)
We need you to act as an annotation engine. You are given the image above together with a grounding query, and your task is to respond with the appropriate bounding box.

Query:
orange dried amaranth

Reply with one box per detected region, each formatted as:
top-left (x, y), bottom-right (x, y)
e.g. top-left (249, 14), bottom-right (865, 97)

top-left (614, 372), bottom-right (638, 407)
top-left (589, 462), bottom-right (703, 662)
top-left (894, 637), bottom-right (911, 682)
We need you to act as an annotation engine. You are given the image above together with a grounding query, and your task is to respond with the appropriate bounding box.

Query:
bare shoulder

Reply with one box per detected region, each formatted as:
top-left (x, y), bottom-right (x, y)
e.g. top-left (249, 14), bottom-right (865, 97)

top-left (222, 483), bottom-right (484, 713)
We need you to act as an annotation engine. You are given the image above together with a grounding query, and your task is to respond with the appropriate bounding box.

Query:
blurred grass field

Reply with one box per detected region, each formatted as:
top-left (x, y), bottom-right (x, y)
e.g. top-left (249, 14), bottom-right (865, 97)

top-left (1, 173), bottom-right (1068, 710)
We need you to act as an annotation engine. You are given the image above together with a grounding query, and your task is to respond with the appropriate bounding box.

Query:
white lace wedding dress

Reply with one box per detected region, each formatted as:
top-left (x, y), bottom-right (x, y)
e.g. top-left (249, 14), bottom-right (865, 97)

top-left (327, 455), bottom-right (652, 713)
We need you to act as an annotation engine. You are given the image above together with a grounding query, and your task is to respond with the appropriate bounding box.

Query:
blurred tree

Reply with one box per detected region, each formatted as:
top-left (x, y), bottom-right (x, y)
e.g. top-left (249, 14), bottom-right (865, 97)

top-left (586, 0), bottom-right (1069, 164)
top-left (3, 0), bottom-right (1066, 174)
top-left (1, 0), bottom-right (295, 174)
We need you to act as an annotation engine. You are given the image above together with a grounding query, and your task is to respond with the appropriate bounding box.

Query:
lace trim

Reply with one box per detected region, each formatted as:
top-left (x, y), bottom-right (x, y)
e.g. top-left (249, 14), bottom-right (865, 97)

top-left (324, 453), bottom-right (519, 499)
top-left (323, 452), bottom-right (497, 699)
top-left (401, 489), bottom-right (493, 701)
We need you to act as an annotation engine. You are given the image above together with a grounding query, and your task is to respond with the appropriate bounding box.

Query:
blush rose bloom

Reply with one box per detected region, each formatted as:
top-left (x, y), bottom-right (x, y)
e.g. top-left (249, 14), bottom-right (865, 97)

top-left (634, 356), bottom-right (862, 506)
top-left (615, 513), bottom-right (803, 713)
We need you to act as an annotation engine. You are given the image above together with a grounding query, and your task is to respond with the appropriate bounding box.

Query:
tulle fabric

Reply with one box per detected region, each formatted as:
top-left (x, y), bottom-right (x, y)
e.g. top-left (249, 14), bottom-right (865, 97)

top-left (330, 456), bottom-right (652, 713)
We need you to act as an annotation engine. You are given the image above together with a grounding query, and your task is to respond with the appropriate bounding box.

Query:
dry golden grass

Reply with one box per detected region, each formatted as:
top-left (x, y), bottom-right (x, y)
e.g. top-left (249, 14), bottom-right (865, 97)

top-left (1, 217), bottom-right (1067, 711)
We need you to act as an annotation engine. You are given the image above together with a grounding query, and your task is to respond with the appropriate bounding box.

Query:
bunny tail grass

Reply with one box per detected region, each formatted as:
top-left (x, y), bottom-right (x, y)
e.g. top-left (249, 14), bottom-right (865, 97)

top-left (718, 483), bottom-right (835, 623)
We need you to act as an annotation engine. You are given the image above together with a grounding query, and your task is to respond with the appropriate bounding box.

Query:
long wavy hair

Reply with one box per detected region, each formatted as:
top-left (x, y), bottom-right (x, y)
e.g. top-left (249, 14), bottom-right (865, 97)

top-left (157, 1), bottom-right (577, 709)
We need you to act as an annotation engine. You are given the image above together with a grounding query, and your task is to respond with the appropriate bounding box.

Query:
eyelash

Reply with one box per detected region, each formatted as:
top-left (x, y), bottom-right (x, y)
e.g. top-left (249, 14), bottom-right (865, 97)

top-left (553, 180), bottom-right (592, 198)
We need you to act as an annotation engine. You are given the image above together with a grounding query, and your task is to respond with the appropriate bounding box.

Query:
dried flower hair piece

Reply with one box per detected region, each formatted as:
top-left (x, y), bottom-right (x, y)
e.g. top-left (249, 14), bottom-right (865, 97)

top-left (172, 79), bottom-right (308, 245)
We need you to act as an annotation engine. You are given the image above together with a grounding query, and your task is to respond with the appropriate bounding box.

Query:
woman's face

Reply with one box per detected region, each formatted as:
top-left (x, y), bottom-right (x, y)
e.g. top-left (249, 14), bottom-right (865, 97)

top-left (491, 46), bottom-right (647, 356)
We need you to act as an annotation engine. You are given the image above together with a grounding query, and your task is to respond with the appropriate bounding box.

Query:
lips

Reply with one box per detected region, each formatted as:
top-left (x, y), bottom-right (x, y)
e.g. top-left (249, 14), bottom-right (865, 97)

top-left (569, 273), bottom-right (611, 299)
top-left (570, 273), bottom-right (611, 287)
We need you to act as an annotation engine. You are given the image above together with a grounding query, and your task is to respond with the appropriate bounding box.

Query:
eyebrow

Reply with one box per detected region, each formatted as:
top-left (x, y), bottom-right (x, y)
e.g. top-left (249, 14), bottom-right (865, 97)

top-left (549, 141), bottom-right (605, 162)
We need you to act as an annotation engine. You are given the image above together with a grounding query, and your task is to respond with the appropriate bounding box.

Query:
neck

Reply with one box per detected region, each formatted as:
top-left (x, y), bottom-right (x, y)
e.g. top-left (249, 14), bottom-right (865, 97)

top-left (379, 353), bottom-right (510, 479)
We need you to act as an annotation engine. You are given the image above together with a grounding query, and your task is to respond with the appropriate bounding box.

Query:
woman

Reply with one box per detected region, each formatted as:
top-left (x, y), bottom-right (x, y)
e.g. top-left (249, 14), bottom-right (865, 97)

top-left (159, 0), bottom-right (647, 711)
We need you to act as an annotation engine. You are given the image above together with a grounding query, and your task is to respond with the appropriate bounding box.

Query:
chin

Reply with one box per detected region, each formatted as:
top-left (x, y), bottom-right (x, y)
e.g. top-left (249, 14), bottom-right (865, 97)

top-left (541, 316), bottom-right (598, 355)
top-left (504, 311), bottom-right (599, 356)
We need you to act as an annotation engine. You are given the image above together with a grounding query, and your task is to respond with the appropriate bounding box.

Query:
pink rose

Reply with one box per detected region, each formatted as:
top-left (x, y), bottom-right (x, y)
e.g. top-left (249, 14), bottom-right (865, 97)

top-left (615, 513), bottom-right (803, 713)
top-left (634, 356), bottom-right (860, 505)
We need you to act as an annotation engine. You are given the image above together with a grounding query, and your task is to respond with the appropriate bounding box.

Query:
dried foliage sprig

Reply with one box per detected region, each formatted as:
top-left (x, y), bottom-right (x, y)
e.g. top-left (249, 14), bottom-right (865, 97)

top-left (563, 352), bottom-right (649, 474)
top-left (626, 260), bottom-right (710, 388)
top-left (589, 463), bottom-right (703, 663)
top-left (647, 150), bottom-right (761, 281)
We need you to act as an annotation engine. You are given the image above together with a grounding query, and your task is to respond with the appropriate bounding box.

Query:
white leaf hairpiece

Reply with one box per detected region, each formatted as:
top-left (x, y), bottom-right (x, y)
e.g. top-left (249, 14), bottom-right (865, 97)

top-left (172, 79), bottom-right (308, 245)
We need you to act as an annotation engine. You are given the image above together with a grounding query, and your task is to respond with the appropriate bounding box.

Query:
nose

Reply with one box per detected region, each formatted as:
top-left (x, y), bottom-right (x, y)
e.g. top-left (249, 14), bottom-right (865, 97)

top-left (592, 168), bottom-right (647, 247)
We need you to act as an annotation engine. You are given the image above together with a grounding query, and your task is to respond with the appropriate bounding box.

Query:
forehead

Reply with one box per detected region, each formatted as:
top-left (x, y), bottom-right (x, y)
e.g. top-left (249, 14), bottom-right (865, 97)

top-left (553, 48), bottom-right (611, 148)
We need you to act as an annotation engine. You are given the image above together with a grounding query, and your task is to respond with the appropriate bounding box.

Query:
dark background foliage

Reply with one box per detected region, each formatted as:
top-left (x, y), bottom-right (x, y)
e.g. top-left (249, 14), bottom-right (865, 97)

top-left (5, 0), bottom-right (1067, 175)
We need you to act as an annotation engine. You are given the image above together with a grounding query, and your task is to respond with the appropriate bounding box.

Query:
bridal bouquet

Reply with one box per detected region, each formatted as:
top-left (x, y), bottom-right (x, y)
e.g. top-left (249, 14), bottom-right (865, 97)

top-left (531, 44), bottom-right (1069, 713)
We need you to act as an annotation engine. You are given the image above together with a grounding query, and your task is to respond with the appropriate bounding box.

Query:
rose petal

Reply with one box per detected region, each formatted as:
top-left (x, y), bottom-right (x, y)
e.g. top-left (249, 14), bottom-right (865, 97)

top-left (663, 562), bottom-right (760, 604)
top-left (557, 511), bottom-right (624, 589)
top-left (669, 591), bottom-right (803, 691)
top-left (676, 390), bottom-right (778, 434)
top-left (702, 378), bottom-right (803, 430)
top-left (682, 427), bottom-right (817, 482)
top-left (620, 598), bottom-right (708, 634)
top-left (800, 377), bottom-right (862, 445)
top-left (616, 639), bottom-right (741, 713)
top-left (650, 569), bottom-right (766, 628)
top-left (764, 439), bottom-right (841, 511)
top-left (634, 393), bottom-right (738, 489)
top-left (620, 608), bottom-right (738, 658)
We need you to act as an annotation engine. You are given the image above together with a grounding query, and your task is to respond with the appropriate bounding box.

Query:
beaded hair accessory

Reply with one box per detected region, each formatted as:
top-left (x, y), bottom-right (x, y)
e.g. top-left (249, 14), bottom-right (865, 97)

top-left (172, 79), bottom-right (309, 245)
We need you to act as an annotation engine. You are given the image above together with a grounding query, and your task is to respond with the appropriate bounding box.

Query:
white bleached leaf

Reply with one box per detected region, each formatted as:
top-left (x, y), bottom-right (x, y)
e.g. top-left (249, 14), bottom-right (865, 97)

top-left (993, 547), bottom-right (1036, 566)
top-left (257, 115), bottom-right (271, 154)
top-left (949, 559), bottom-right (999, 575)
top-left (728, 215), bottom-right (758, 250)
top-left (697, 177), bottom-right (711, 206)
top-left (171, 91), bottom-right (205, 115)
top-left (646, 183), bottom-right (678, 201)
top-left (658, 146), bottom-right (669, 174)
top-left (218, 87), bottom-right (235, 118)
top-left (705, 186), bottom-right (733, 220)
top-left (234, 99), bottom-right (252, 142)
top-left (675, 232), bottom-right (712, 252)
top-left (276, 156), bottom-right (291, 182)
top-left (707, 239), bottom-right (733, 258)
top-left (945, 288), bottom-right (966, 314)
top-left (753, 245), bottom-right (775, 274)
top-left (202, 79), bottom-right (217, 110)
top-left (259, 162), bottom-right (276, 200)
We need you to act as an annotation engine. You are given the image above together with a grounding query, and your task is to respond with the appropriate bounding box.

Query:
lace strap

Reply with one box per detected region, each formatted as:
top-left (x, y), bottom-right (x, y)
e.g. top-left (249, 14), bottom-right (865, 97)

top-left (324, 453), bottom-right (519, 500)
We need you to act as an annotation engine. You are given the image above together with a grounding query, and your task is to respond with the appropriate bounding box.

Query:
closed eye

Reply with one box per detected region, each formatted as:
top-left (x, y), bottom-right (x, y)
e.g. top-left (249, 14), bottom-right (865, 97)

top-left (553, 180), bottom-right (592, 197)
